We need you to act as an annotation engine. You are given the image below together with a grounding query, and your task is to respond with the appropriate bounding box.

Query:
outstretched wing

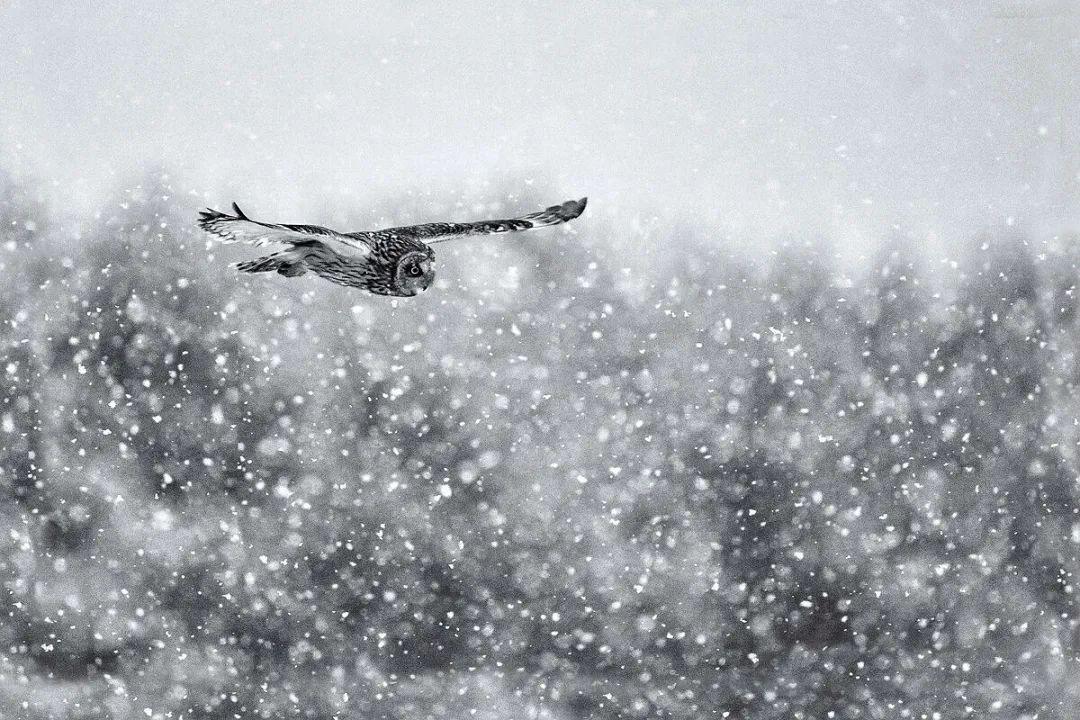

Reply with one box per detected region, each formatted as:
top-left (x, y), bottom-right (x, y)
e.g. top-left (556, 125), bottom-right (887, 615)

top-left (198, 203), bottom-right (371, 257)
top-left (383, 197), bottom-right (587, 245)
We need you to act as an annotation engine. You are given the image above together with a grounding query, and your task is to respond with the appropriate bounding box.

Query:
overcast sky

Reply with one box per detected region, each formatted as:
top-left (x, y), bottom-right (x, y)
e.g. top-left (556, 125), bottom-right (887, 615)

top-left (1, 1), bottom-right (1077, 249)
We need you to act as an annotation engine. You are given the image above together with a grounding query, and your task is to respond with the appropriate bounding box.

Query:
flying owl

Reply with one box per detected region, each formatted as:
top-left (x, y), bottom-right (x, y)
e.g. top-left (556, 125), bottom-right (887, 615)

top-left (197, 197), bottom-right (587, 297)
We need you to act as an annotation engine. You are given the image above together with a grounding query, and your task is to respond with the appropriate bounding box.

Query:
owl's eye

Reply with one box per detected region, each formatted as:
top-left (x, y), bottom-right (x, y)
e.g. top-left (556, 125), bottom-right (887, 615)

top-left (405, 264), bottom-right (424, 278)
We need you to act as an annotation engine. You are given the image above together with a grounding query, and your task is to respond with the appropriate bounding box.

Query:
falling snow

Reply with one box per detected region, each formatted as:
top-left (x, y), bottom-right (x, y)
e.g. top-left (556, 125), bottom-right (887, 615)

top-left (1, 172), bottom-right (1079, 719)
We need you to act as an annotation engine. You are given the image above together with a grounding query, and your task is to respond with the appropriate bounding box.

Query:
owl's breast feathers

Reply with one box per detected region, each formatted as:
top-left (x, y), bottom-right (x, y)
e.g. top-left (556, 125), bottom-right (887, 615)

top-left (305, 232), bottom-right (433, 295)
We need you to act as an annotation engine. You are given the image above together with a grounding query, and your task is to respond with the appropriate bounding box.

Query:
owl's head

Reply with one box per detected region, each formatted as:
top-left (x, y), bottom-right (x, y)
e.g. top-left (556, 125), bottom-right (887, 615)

top-left (393, 250), bottom-right (435, 296)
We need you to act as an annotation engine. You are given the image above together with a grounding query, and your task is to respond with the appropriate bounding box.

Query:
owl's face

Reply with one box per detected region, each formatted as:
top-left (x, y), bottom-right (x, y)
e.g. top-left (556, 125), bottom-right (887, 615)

top-left (393, 251), bottom-right (435, 296)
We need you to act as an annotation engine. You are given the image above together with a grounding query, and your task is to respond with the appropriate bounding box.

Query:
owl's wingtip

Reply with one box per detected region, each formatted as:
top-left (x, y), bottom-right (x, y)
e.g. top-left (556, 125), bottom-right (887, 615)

top-left (565, 197), bottom-right (587, 220)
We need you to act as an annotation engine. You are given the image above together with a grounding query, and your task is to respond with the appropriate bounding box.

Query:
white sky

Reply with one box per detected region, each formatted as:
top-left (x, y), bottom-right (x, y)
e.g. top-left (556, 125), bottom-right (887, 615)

top-left (2, 1), bottom-right (1077, 249)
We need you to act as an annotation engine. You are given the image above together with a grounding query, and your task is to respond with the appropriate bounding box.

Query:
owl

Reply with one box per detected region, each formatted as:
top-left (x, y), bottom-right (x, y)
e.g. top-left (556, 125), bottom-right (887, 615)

top-left (197, 197), bottom-right (587, 297)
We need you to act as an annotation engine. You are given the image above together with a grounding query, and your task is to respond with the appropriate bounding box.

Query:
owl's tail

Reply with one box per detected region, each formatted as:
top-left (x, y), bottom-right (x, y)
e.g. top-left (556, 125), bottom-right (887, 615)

top-left (234, 250), bottom-right (308, 277)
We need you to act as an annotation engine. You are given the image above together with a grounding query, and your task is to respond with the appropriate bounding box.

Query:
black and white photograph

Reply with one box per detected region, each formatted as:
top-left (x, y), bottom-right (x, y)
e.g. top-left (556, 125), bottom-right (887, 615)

top-left (2, 2), bottom-right (1079, 718)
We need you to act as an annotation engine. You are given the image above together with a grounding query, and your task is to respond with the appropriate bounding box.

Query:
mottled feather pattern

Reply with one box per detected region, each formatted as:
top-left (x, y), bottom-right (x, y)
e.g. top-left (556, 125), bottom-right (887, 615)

top-left (410, 197), bottom-right (587, 244)
top-left (234, 250), bottom-right (309, 277)
top-left (306, 243), bottom-right (396, 294)
top-left (198, 197), bottom-right (586, 297)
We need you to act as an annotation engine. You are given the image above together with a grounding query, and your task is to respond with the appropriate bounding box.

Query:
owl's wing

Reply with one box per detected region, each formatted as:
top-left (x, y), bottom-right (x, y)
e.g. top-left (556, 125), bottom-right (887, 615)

top-left (198, 203), bottom-right (372, 257)
top-left (381, 197), bottom-right (587, 245)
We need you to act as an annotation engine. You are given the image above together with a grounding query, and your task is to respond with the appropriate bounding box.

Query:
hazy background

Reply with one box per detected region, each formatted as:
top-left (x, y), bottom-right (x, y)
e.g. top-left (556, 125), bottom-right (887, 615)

top-left (4, 3), bottom-right (1080, 720)
top-left (2, 0), bottom-right (1078, 249)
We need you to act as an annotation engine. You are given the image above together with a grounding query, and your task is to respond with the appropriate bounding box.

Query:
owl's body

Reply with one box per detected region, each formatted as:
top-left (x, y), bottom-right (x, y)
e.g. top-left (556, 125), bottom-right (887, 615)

top-left (197, 197), bottom-right (586, 297)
